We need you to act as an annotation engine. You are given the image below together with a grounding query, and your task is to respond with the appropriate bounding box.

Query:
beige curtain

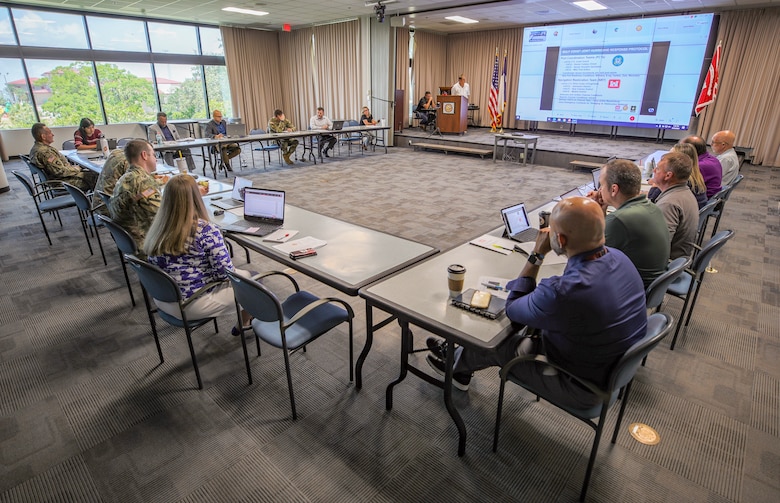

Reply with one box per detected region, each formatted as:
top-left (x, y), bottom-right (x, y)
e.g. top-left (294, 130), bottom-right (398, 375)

top-left (313, 20), bottom-right (362, 123)
top-left (221, 27), bottom-right (283, 132)
top-left (446, 28), bottom-right (523, 129)
top-left (411, 31), bottom-right (447, 105)
top-left (277, 28), bottom-right (316, 131)
top-left (396, 28), bottom-right (410, 125)
top-left (696, 8), bottom-right (780, 166)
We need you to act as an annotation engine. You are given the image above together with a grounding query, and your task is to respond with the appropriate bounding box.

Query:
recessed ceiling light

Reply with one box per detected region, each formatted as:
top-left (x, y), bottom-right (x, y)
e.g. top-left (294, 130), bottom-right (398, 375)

top-left (222, 7), bottom-right (269, 16)
top-left (445, 15), bottom-right (478, 24)
top-left (572, 1), bottom-right (608, 11)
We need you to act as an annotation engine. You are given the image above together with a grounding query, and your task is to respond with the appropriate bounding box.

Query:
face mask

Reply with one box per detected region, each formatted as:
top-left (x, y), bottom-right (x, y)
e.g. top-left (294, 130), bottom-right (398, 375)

top-left (550, 230), bottom-right (565, 256)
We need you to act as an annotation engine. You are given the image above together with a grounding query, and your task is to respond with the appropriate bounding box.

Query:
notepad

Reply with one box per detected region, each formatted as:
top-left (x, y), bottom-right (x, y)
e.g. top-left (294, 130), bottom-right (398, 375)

top-left (451, 289), bottom-right (506, 320)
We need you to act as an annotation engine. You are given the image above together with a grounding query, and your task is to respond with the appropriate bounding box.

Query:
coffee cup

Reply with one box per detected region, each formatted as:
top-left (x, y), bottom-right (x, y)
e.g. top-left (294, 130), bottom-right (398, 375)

top-left (175, 157), bottom-right (188, 173)
top-left (447, 264), bottom-right (466, 298)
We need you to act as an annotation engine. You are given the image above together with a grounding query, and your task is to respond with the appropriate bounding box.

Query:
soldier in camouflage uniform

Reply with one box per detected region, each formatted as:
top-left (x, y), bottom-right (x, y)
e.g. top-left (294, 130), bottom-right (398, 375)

top-left (268, 109), bottom-right (299, 165)
top-left (29, 122), bottom-right (98, 191)
top-left (93, 149), bottom-right (129, 215)
top-left (109, 140), bottom-right (162, 251)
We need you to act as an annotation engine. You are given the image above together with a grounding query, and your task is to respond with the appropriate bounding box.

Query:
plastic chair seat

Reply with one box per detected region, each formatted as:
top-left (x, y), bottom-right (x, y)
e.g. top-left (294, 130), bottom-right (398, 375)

top-left (667, 272), bottom-right (693, 297)
top-left (38, 194), bottom-right (78, 212)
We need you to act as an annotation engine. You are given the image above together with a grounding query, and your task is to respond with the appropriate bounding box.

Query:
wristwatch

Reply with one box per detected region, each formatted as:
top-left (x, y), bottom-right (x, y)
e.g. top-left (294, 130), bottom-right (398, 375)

top-left (528, 251), bottom-right (545, 265)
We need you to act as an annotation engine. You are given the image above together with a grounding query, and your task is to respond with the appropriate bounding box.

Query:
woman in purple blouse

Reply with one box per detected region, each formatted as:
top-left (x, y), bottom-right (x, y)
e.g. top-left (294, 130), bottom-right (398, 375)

top-left (74, 117), bottom-right (102, 150)
top-left (143, 174), bottom-right (250, 331)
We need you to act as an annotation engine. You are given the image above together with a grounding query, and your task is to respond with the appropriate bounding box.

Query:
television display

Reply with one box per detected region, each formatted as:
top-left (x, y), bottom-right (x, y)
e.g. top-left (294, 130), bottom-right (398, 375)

top-left (515, 14), bottom-right (716, 130)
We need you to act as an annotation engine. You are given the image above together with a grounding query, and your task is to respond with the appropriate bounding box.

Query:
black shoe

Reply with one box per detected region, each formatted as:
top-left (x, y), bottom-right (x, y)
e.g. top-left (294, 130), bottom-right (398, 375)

top-left (426, 355), bottom-right (470, 391)
top-left (426, 337), bottom-right (446, 360)
top-left (323, 149), bottom-right (330, 158)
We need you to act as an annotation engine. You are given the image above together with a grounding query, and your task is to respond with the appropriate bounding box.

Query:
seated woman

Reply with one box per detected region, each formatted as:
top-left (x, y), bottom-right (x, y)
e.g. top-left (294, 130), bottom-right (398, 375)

top-left (74, 118), bottom-right (102, 150)
top-left (143, 174), bottom-right (250, 333)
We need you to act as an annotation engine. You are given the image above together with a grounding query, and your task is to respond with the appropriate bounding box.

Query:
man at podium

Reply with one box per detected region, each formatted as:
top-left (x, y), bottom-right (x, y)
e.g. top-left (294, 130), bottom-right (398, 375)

top-left (451, 74), bottom-right (470, 100)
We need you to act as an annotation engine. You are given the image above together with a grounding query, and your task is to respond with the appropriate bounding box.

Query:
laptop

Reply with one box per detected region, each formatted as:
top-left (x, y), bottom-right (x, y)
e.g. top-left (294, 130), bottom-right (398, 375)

top-left (501, 203), bottom-right (539, 243)
top-left (559, 187), bottom-right (584, 200)
top-left (213, 176), bottom-right (253, 210)
top-left (220, 187), bottom-right (285, 236)
top-left (591, 167), bottom-right (602, 190)
top-left (331, 120), bottom-right (345, 131)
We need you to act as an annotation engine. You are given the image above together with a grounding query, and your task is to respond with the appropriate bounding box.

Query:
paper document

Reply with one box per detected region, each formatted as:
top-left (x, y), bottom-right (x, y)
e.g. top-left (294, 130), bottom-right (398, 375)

top-left (469, 235), bottom-right (517, 255)
top-left (477, 275), bottom-right (513, 300)
top-left (263, 229), bottom-right (298, 243)
top-left (272, 236), bottom-right (327, 254)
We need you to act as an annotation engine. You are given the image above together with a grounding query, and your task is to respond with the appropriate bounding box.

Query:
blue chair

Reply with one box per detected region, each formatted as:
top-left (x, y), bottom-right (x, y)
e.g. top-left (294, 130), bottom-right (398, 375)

top-left (96, 214), bottom-right (137, 306)
top-left (227, 270), bottom-right (354, 419)
top-left (666, 230), bottom-right (735, 350)
top-left (646, 256), bottom-right (691, 314)
top-left (494, 312), bottom-right (674, 502)
top-left (62, 182), bottom-right (107, 265)
top-left (708, 174), bottom-right (743, 238)
top-left (695, 198), bottom-right (721, 248)
top-left (126, 254), bottom-right (225, 389)
top-left (12, 170), bottom-right (77, 246)
top-left (338, 120), bottom-right (364, 156)
top-left (249, 128), bottom-right (281, 169)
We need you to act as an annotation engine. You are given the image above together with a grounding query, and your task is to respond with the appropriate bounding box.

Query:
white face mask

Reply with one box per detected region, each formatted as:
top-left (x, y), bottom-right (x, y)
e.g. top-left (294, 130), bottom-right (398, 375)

top-left (550, 229), bottom-right (565, 256)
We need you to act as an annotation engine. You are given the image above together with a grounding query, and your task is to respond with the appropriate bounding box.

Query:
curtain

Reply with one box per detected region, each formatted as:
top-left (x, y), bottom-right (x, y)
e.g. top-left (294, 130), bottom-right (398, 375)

top-left (313, 20), bottom-right (363, 123)
top-left (446, 28), bottom-right (523, 129)
top-left (220, 27), bottom-right (282, 133)
top-left (278, 28), bottom-right (316, 131)
top-left (696, 8), bottom-right (780, 166)
top-left (411, 31), bottom-right (447, 106)
top-left (395, 28), bottom-right (410, 125)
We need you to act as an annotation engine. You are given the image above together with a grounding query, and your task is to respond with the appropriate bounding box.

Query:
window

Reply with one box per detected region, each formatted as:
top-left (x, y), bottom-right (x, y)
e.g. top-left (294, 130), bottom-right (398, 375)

top-left (12, 8), bottom-right (89, 49)
top-left (86, 16), bottom-right (148, 52)
top-left (199, 27), bottom-right (224, 56)
top-left (97, 62), bottom-right (157, 123)
top-left (25, 59), bottom-right (101, 127)
top-left (0, 7), bottom-right (17, 45)
top-left (205, 65), bottom-right (232, 117)
top-left (0, 58), bottom-right (36, 130)
top-left (155, 64), bottom-right (206, 119)
top-left (148, 22), bottom-right (198, 55)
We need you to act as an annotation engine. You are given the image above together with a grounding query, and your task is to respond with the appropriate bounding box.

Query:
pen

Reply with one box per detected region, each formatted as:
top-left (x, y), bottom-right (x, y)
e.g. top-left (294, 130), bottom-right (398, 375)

top-left (492, 244), bottom-right (514, 252)
top-left (481, 283), bottom-right (503, 291)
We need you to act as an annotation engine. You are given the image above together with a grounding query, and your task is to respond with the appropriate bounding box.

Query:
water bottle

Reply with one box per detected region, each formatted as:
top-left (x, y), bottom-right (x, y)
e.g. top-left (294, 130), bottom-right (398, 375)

top-left (98, 134), bottom-right (109, 158)
top-left (156, 132), bottom-right (163, 146)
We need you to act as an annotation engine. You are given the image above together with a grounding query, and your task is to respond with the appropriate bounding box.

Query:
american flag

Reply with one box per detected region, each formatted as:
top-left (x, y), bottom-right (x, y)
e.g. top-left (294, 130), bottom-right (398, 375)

top-left (488, 49), bottom-right (499, 129)
top-left (695, 42), bottom-right (721, 116)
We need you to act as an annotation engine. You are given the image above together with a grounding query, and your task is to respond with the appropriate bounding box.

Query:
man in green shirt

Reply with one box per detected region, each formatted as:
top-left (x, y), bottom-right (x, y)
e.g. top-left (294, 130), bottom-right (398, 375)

top-left (591, 159), bottom-right (670, 288)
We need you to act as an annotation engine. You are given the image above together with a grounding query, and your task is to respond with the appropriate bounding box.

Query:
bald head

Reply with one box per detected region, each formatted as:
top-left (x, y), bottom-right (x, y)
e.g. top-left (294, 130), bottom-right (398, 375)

top-left (682, 135), bottom-right (707, 156)
top-left (711, 130), bottom-right (735, 155)
top-left (550, 196), bottom-right (605, 256)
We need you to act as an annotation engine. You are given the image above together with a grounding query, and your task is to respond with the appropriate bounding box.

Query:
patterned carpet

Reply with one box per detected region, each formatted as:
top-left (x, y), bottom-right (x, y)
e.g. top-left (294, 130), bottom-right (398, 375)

top-left (0, 142), bottom-right (778, 502)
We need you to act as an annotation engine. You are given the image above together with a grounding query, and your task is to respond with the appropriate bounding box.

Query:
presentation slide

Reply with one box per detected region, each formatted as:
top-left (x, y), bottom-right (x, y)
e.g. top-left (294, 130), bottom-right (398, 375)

top-left (515, 14), bottom-right (715, 130)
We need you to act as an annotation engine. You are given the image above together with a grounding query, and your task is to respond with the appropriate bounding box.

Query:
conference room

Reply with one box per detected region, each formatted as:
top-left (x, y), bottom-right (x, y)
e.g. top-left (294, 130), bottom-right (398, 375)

top-left (0, 1), bottom-right (778, 502)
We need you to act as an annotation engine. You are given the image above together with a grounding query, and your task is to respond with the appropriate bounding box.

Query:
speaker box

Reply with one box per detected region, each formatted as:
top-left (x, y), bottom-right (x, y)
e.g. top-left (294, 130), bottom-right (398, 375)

top-left (390, 17), bottom-right (406, 27)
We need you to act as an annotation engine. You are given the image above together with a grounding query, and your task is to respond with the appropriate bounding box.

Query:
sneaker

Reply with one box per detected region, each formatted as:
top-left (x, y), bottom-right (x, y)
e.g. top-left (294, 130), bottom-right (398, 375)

top-left (426, 337), bottom-right (446, 360)
top-left (426, 355), bottom-right (470, 391)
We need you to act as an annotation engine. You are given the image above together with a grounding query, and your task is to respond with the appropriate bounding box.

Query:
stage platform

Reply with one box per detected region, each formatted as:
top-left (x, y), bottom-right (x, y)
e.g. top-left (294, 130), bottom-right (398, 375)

top-left (394, 126), bottom-right (675, 169)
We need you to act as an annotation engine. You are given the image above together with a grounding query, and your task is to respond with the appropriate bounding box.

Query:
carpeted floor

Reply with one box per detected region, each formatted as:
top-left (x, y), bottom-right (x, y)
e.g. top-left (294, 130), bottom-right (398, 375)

top-left (0, 142), bottom-right (778, 502)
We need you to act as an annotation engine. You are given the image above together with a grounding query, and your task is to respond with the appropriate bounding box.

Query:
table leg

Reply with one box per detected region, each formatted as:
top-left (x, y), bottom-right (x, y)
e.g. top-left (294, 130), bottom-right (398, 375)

top-left (444, 340), bottom-right (467, 456)
top-left (356, 303), bottom-right (374, 390)
top-left (493, 136), bottom-right (498, 163)
top-left (386, 320), bottom-right (412, 410)
top-left (522, 143), bottom-right (528, 166)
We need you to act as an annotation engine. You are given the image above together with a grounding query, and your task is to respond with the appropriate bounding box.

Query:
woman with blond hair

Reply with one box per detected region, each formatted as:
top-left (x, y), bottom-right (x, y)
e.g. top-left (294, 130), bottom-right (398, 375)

top-left (648, 142), bottom-right (707, 208)
top-left (144, 174), bottom-right (250, 333)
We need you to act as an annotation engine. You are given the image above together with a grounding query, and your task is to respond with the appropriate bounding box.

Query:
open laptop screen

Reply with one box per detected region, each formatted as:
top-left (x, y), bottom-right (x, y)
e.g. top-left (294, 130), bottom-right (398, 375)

top-left (231, 176), bottom-right (253, 201)
top-left (501, 203), bottom-right (532, 236)
top-left (243, 188), bottom-right (285, 223)
top-left (592, 167), bottom-right (602, 190)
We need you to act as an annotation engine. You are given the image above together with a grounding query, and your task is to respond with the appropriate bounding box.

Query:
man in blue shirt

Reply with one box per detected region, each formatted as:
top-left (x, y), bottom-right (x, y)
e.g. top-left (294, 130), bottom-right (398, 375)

top-left (427, 197), bottom-right (648, 409)
top-left (205, 109), bottom-right (241, 172)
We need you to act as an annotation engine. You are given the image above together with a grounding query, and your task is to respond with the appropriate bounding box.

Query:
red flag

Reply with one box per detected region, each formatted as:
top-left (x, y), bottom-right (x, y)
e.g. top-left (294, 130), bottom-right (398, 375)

top-left (695, 42), bottom-right (721, 116)
top-left (497, 51), bottom-right (507, 127)
top-left (488, 49), bottom-right (499, 129)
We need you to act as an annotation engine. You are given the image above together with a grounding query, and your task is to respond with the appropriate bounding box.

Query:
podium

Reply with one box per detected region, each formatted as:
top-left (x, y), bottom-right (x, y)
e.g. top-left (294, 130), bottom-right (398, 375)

top-left (436, 95), bottom-right (468, 134)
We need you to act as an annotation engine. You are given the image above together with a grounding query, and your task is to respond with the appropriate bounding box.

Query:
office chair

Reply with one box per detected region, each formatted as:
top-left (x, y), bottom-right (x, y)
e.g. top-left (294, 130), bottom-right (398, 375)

top-left (96, 215), bottom-right (137, 306)
top-left (249, 128), bottom-right (281, 169)
top-left (338, 120), bottom-right (363, 156)
top-left (12, 170), bottom-right (77, 246)
top-left (62, 140), bottom-right (76, 150)
top-left (62, 182), bottom-right (107, 265)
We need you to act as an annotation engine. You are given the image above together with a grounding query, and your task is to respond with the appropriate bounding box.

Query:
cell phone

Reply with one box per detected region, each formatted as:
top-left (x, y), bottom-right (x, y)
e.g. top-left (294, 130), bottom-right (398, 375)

top-left (211, 196), bottom-right (222, 200)
top-left (539, 211), bottom-right (551, 229)
top-left (290, 248), bottom-right (317, 260)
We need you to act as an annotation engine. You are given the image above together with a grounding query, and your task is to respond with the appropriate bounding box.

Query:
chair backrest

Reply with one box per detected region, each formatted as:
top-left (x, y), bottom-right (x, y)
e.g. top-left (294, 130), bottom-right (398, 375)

top-left (691, 230), bottom-right (734, 276)
top-left (117, 137), bottom-right (135, 148)
top-left (62, 140), bottom-right (76, 150)
top-left (710, 174), bottom-right (743, 204)
top-left (645, 257), bottom-right (690, 310)
top-left (21, 154), bottom-right (48, 182)
top-left (249, 128), bottom-right (265, 135)
top-left (227, 271), bottom-right (283, 323)
top-left (609, 312), bottom-right (673, 392)
top-left (96, 190), bottom-right (112, 207)
top-left (62, 182), bottom-right (91, 211)
top-left (12, 170), bottom-right (37, 198)
top-left (726, 174), bottom-right (744, 198)
top-left (97, 215), bottom-right (138, 255)
top-left (125, 254), bottom-right (182, 304)
top-left (696, 198), bottom-right (721, 245)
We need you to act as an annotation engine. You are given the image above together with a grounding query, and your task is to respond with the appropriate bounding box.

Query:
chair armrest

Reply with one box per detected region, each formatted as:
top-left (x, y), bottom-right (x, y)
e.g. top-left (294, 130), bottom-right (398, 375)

top-left (250, 270), bottom-right (300, 292)
top-left (181, 279), bottom-right (229, 308)
top-left (500, 353), bottom-right (608, 400)
top-left (282, 296), bottom-right (354, 329)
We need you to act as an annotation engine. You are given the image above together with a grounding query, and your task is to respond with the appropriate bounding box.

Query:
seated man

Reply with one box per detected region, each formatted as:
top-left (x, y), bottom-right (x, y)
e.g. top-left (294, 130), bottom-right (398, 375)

top-left (268, 109), bottom-right (298, 165)
top-left (652, 152), bottom-right (699, 260)
top-left (147, 112), bottom-right (195, 172)
top-left (92, 149), bottom-right (129, 215)
top-left (29, 122), bottom-right (98, 192)
top-left (310, 107), bottom-right (337, 158)
top-left (427, 197), bottom-right (648, 407)
top-left (711, 130), bottom-right (740, 186)
top-left (204, 109), bottom-right (240, 172)
top-left (415, 91), bottom-right (436, 129)
top-left (109, 140), bottom-right (162, 251)
top-left (360, 106), bottom-right (378, 149)
top-left (682, 135), bottom-right (722, 199)
top-left (591, 159), bottom-right (670, 288)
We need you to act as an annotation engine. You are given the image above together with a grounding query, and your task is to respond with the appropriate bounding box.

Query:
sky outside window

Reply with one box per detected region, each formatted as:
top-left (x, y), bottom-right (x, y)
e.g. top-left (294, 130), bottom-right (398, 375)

top-left (12, 8), bottom-right (89, 49)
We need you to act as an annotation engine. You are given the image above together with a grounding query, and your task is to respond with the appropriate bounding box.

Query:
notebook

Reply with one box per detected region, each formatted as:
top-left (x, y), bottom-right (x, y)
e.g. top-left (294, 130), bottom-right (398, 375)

top-left (331, 120), bottom-right (345, 131)
top-left (220, 187), bottom-right (285, 236)
top-left (451, 289), bottom-right (506, 320)
top-left (212, 176), bottom-right (253, 210)
top-left (501, 202), bottom-right (539, 243)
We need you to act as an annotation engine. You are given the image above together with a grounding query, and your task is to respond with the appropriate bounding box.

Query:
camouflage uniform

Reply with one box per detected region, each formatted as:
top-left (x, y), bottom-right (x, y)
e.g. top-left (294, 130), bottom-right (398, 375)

top-left (93, 149), bottom-right (129, 215)
top-left (29, 141), bottom-right (98, 191)
top-left (109, 164), bottom-right (162, 251)
top-left (267, 116), bottom-right (299, 164)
